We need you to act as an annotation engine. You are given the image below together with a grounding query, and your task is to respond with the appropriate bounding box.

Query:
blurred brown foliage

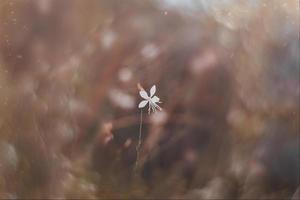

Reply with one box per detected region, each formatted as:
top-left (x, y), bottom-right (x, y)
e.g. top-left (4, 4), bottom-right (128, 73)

top-left (0, 0), bottom-right (299, 199)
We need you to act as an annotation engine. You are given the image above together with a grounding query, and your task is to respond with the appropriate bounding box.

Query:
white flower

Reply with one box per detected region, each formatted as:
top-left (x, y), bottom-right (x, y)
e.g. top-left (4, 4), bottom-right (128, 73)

top-left (138, 85), bottom-right (162, 114)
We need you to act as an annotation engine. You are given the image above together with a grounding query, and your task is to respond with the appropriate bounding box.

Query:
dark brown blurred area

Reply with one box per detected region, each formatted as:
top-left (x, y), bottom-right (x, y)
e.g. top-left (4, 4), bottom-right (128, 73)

top-left (0, 0), bottom-right (299, 199)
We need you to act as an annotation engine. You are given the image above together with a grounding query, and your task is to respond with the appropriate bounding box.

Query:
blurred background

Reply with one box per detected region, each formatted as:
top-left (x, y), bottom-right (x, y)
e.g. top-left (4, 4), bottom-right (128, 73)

top-left (0, 0), bottom-right (299, 199)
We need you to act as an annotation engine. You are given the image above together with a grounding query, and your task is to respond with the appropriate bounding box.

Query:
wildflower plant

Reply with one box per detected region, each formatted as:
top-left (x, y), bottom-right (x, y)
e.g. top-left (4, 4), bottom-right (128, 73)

top-left (135, 84), bottom-right (162, 170)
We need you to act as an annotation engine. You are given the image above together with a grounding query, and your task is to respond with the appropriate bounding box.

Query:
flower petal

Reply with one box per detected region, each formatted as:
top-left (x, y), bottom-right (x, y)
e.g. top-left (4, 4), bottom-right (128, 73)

top-left (138, 100), bottom-right (148, 108)
top-left (139, 90), bottom-right (149, 99)
top-left (151, 96), bottom-right (160, 103)
top-left (150, 85), bottom-right (156, 97)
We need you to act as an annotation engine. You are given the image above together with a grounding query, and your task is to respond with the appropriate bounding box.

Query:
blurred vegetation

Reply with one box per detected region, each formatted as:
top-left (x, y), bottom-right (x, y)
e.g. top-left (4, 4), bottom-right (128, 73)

top-left (0, 0), bottom-right (299, 199)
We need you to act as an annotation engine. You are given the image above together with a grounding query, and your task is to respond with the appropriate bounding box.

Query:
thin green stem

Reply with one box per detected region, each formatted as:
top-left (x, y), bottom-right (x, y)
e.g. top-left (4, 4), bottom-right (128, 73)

top-left (135, 109), bottom-right (143, 171)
